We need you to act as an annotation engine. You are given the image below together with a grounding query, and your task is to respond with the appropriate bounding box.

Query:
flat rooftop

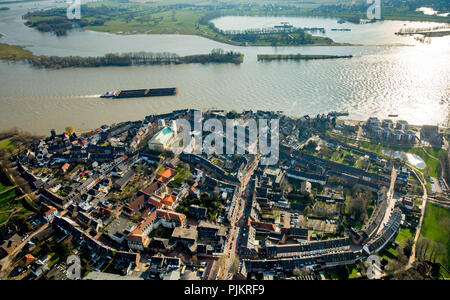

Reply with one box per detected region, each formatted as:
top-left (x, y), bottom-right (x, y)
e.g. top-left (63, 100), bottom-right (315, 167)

top-left (172, 227), bottom-right (198, 241)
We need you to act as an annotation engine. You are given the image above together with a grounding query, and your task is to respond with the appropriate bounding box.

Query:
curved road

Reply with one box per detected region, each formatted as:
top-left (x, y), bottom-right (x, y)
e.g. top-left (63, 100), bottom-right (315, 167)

top-left (407, 168), bottom-right (428, 268)
top-left (0, 223), bottom-right (49, 279)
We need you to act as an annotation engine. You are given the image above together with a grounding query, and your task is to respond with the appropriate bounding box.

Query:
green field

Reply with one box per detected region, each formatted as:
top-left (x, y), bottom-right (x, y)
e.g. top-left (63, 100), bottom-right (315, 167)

top-left (421, 203), bottom-right (450, 270)
top-left (0, 176), bottom-right (33, 225)
top-left (0, 181), bottom-right (12, 194)
top-left (0, 188), bottom-right (17, 207)
top-left (0, 188), bottom-right (19, 224)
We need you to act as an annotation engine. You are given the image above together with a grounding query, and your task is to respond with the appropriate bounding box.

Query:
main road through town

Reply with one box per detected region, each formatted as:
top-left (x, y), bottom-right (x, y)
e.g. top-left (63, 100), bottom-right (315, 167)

top-left (218, 155), bottom-right (260, 280)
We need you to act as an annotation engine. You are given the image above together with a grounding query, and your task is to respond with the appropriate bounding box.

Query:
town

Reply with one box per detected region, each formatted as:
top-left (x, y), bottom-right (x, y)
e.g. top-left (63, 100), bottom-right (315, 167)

top-left (0, 109), bottom-right (448, 280)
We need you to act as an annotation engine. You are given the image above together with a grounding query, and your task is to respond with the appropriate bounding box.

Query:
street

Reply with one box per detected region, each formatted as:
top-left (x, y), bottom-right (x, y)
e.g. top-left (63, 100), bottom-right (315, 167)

top-left (217, 155), bottom-right (259, 280)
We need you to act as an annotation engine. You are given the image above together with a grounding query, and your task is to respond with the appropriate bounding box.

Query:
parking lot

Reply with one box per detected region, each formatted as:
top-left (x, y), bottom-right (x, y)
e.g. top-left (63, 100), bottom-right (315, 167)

top-left (430, 177), bottom-right (448, 194)
top-left (275, 210), bottom-right (337, 233)
top-left (277, 211), bottom-right (301, 229)
top-left (298, 215), bottom-right (338, 233)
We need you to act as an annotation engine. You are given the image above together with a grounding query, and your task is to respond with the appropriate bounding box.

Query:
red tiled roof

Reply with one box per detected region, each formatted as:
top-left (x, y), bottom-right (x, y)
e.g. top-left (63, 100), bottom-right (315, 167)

top-left (127, 234), bottom-right (149, 247)
top-left (131, 210), bottom-right (157, 236)
top-left (156, 168), bottom-right (176, 183)
top-left (148, 194), bottom-right (163, 209)
top-left (130, 209), bottom-right (186, 235)
top-left (43, 206), bottom-right (57, 217)
top-left (156, 209), bottom-right (186, 225)
top-left (127, 209), bottom-right (186, 245)
top-left (141, 182), bottom-right (160, 197)
top-left (124, 195), bottom-right (146, 215)
top-left (249, 220), bottom-right (277, 232)
top-left (141, 207), bottom-right (152, 219)
top-left (161, 194), bottom-right (176, 207)
top-left (61, 163), bottom-right (70, 172)
top-left (24, 254), bottom-right (36, 266)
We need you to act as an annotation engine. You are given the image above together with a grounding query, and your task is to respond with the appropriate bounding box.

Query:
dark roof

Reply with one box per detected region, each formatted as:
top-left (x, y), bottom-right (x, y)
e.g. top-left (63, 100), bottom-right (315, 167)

top-left (114, 170), bottom-right (135, 189)
top-left (148, 238), bottom-right (169, 250)
top-left (188, 205), bottom-right (208, 218)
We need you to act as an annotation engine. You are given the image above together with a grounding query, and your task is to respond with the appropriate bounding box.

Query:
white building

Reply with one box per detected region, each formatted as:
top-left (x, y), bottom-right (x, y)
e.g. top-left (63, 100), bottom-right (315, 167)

top-left (382, 119), bottom-right (394, 129)
top-left (396, 120), bottom-right (408, 131)
top-left (148, 127), bottom-right (175, 152)
top-left (367, 117), bottom-right (381, 128)
top-left (301, 181), bottom-right (311, 195)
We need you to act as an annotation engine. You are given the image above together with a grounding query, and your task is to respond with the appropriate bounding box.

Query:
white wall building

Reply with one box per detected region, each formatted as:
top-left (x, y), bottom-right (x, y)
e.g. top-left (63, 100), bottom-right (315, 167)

top-left (148, 127), bottom-right (175, 152)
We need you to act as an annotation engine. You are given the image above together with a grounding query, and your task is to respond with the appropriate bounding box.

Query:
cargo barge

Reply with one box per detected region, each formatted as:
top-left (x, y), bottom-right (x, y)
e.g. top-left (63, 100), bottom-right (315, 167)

top-left (100, 88), bottom-right (177, 99)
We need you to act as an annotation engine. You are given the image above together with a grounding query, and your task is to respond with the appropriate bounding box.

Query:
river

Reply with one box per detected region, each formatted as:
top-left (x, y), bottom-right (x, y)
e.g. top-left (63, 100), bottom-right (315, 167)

top-left (0, 0), bottom-right (448, 135)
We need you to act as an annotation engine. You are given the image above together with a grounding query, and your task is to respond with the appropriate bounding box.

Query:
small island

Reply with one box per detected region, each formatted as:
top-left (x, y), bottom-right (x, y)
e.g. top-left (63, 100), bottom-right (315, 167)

top-left (0, 44), bottom-right (243, 68)
top-left (257, 54), bottom-right (353, 62)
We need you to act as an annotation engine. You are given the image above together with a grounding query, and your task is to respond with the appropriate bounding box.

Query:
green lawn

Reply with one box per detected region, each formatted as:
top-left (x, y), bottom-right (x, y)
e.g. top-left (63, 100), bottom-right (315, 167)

top-left (395, 227), bottom-right (414, 248)
top-left (172, 165), bottom-right (191, 186)
top-left (421, 203), bottom-right (450, 270)
top-left (348, 265), bottom-right (360, 279)
top-left (380, 246), bottom-right (397, 263)
top-left (48, 252), bottom-right (61, 269)
top-left (408, 147), bottom-right (444, 177)
top-left (357, 139), bottom-right (444, 177)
